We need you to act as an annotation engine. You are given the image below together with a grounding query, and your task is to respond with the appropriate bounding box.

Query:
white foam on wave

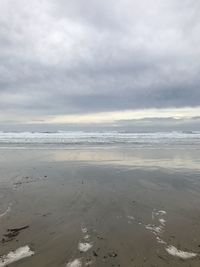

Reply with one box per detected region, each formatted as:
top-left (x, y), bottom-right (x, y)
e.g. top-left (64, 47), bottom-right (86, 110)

top-left (66, 259), bottom-right (82, 267)
top-left (166, 245), bottom-right (197, 259)
top-left (78, 242), bottom-right (93, 252)
top-left (0, 245), bottom-right (34, 267)
top-left (1, 131), bottom-right (200, 147)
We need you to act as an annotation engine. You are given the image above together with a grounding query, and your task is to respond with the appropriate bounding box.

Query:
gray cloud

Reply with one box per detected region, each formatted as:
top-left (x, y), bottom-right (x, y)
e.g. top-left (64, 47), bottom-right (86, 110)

top-left (0, 0), bottom-right (200, 123)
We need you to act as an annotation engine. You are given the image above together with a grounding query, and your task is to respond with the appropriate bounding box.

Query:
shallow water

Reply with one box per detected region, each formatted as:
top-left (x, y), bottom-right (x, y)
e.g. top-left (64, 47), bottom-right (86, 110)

top-left (0, 146), bottom-right (200, 266)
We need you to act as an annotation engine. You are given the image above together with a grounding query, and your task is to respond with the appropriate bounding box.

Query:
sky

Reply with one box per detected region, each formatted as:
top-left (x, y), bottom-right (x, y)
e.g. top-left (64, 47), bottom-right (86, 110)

top-left (0, 0), bottom-right (200, 131)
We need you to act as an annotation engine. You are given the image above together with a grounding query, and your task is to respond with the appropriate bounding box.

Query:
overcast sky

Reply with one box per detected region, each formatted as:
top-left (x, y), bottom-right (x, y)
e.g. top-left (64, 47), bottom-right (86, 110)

top-left (0, 0), bottom-right (200, 131)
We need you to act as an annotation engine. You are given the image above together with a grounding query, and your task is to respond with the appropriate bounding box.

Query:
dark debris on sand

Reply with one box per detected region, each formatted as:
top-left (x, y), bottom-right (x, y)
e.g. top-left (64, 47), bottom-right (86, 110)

top-left (13, 175), bottom-right (48, 188)
top-left (1, 225), bottom-right (29, 243)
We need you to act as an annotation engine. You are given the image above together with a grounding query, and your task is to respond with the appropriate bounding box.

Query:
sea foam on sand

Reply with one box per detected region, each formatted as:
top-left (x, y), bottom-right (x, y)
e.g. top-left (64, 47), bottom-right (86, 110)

top-left (166, 245), bottom-right (197, 259)
top-left (0, 205), bottom-right (11, 218)
top-left (145, 224), bottom-right (163, 235)
top-left (78, 242), bottom-right (93, 252)
top-left (81, 227), bottom-right (88, 234)
top-left (0, 246), bottom-right (34, 267)
top-left (147, 210), bottom-right (198, 259)
top-left (66, 259), bottom-right (82, 267)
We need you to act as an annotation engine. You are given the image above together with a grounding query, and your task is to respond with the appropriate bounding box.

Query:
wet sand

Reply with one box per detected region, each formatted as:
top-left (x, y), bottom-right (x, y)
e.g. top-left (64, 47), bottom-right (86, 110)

top-left (0, 147), bottom-right (200, 266)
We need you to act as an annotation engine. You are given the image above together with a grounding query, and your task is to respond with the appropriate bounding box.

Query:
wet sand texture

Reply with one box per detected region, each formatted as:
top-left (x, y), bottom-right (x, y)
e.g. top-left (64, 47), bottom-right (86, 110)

top-left (0, 147), bottom-right (200, 266)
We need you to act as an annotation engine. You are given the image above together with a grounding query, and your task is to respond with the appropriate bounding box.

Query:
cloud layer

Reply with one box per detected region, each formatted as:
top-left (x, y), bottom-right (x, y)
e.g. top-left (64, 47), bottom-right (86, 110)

top-left (0, 0), bottom-right (200, 126)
